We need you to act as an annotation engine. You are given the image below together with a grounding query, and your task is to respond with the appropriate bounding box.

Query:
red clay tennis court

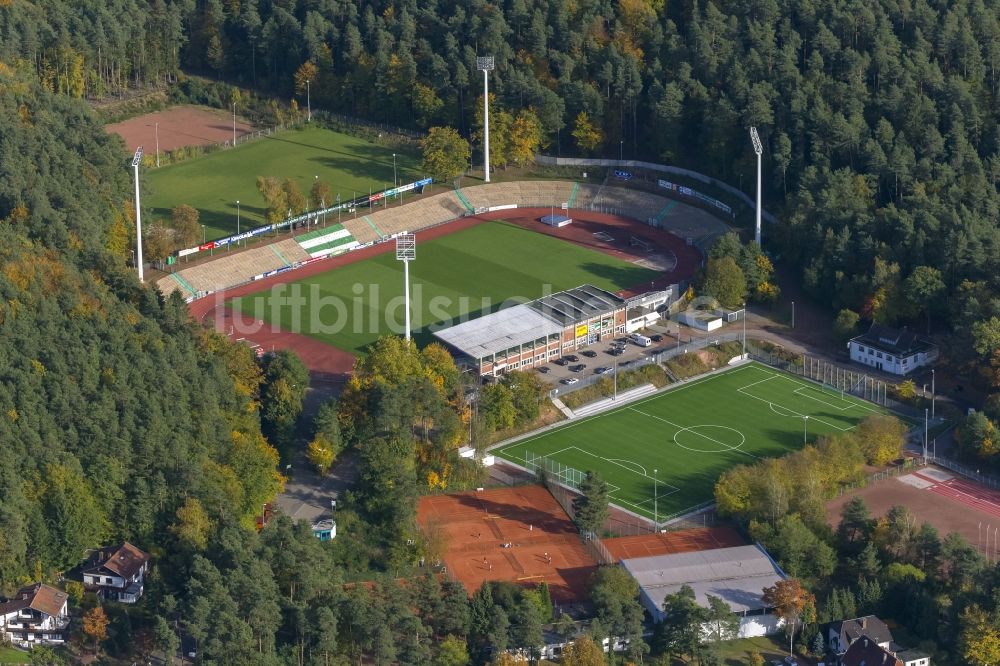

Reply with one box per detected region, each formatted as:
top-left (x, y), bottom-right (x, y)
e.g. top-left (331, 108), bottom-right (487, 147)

top-left (601, 525), bottom-right (747, 561)
top-left (416, 486), bottom-right (598, 602)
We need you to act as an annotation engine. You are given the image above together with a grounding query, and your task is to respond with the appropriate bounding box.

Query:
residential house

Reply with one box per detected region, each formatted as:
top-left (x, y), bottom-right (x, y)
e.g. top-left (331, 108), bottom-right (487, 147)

top-left (847, 324), bottom-right (938, 375)
top-left (840, 637), bottom-right (902, 666)
top-left (82, 542), bottom-right (150, 603)
top-left (0, 583), bottom-right (70, 645)
top-left (894, 648), bottom-right (932, 666)
top-left (829, 616), bottom-right (930, 666)
top-left (829, 615), bottom-right (894, 655)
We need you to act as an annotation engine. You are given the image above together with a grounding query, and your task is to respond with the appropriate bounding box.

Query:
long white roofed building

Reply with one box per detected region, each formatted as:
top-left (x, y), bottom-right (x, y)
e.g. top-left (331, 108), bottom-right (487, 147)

top-left (433, 284), bottom-right (627, 377)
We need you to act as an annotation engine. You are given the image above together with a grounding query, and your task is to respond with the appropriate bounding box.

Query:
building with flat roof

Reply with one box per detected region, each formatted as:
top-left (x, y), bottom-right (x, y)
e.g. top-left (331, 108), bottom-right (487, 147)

top-left (620, 544), bottom-right (787, 638)
top-left (433, 284), bottom-right (626, 376)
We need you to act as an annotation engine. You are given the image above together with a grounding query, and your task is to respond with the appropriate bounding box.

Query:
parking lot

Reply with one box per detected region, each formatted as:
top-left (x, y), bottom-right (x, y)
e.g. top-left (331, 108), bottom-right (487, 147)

top-left (535, 328), bottom-right (681, 388)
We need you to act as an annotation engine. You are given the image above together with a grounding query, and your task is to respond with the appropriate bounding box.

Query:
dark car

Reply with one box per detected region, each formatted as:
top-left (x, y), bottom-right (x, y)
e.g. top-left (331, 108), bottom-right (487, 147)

top-left (595, 366), bottom-right (612, 375)
top-left (564, 354), bottom-right (579, 362)
top-left (650, 334), bottom-right (663, 342)
top-left (570, 364), bottom-right (587, 372)
top-left (554, 358), bottom-right (569, 366)
top-left (537, 366), bottom-right (550, 374)
top-left (581, 350), bottom-right (598, 358)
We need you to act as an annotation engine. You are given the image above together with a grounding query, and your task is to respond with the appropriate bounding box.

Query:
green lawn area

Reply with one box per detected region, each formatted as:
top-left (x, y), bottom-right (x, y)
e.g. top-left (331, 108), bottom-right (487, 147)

top-left (146, 125), bottom-right (422, 240)
top-left (495, 362), bottom-right (903, 522)
top-left (0, 645), bottom-right (30, 664)
top-left (232, 220), bottom-right (658, 354)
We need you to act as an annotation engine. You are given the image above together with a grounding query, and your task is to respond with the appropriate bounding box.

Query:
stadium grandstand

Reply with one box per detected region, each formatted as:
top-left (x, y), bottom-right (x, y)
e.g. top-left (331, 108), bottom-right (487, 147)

top-left (158, 179), bottom-right (725, 300)
top-left (433, 284), bottom-right (626, 377)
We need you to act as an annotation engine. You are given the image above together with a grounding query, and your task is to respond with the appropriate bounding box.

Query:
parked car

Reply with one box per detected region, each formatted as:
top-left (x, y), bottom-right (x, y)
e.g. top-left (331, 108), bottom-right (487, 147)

top-left (564, 354), bottom-right (579, 362)
top-left (595, 366), bottom-right (612, 375)
top-left (581, 350), bottom-right (598, 358)
top-left (554, 358), bottom-right (568, 366)
top-left (561, 377), bottom-right (579, 385)
top-left (570, 364), bottom-right (587, 372)
top-left (650, 334), bottom-right (663, 342)
top-left (537, 366), bottom-right (549, 374)
top-left (609, 349), bottom-right (624, 356)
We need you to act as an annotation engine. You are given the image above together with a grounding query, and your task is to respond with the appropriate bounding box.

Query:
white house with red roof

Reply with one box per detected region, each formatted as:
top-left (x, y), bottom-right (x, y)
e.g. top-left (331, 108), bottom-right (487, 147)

top-left (0, 583), bottom-right (70, 645)
top-left (82, 542), bottom-right (150, 603)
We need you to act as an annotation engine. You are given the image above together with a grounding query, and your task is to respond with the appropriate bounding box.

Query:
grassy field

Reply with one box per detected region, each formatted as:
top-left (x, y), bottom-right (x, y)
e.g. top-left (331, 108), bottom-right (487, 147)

top-left (232, 221), bottom-right (658, 353)
top-left (146, 125), bottom-right (421, 240)
top-left (495, 362), bottom-right (902, 521)
top-left (0, 646), bottom-right (30, 664)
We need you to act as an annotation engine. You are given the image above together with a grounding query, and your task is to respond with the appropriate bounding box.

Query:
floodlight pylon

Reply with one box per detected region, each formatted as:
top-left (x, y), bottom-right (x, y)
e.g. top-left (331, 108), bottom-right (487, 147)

top-left (750, 126), bottom-right (763, 246)
top-left (396, 233), bottom-right (416, 341)
top-left (132, 147), bottom-right (144, 282)
top-left (477, 57), bottom-right (495, 183)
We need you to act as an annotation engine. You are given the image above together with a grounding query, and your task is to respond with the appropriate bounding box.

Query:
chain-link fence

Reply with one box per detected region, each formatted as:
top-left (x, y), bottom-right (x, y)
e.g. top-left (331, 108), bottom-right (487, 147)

top-left (834, 458), bottom-right (923, 496)
top-left (745, 341), bottom-right (939, 424)
top-left (933, 457), bottom-right (1000, 491)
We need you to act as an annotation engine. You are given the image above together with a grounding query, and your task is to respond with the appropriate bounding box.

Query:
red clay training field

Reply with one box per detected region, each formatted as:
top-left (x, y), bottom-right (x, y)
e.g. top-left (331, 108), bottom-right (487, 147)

top-left (106, 105), bottom-right (254, 153)
top-left (187, 209), bottom-right (700, 379)
top-left (602, 526), bottom-right (747, 561)
top-left (827, 465), bottom-right (1000, 557)
top-left (416, 486), bottom-right (598, 602)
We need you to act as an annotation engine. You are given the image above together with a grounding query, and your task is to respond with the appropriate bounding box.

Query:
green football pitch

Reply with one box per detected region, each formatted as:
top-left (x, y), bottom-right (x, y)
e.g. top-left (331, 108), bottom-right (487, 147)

top-left (231, 221), bottom-right (658, 354)
top-left (494, 362), bottom-right (904, 522)
top-left (146, 125), bottom-right (421, 240)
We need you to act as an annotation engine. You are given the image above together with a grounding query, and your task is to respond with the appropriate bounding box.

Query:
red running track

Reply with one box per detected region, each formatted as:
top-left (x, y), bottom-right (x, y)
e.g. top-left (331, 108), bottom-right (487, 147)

top-left (187, 210), bottom-right (703, 378)
top-left (922, 474), bottom-right (1000, 520)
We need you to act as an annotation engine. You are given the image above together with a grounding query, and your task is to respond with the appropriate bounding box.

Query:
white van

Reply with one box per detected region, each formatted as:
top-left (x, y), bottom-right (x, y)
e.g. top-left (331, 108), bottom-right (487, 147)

top-left (630, 333), bottom-right (652, 347)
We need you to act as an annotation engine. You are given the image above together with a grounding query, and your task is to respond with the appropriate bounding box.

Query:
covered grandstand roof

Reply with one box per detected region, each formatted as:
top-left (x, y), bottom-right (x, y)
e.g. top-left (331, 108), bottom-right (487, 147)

top-left (621, 544), bottom-right (785, 614)
top-left (433, 285), bottom-right (625, 361)
top-left (529, 284), bottom-right (624, 326)
top-left (433, 304), bottom-right (563, 359)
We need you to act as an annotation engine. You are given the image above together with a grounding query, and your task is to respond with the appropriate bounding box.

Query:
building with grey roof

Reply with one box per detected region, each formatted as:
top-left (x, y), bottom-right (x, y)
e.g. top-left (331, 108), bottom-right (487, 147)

top-left (620, 544), bottom-right (787, 638)
top-left (433, 284), bottom-right (626, 376)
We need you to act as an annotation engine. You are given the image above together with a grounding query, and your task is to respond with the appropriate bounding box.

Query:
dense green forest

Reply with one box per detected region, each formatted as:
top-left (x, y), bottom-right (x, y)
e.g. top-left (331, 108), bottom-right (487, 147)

top-left (4, 0), bottom-right (1000, 663)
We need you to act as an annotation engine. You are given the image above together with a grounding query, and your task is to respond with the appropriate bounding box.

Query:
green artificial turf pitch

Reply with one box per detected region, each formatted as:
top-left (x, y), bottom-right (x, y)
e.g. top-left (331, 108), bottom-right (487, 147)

top-left (495, 362), bottom-right (900, 521)
top-left (145, 125), bottom-right (421, 240)
top-left (231, 221), bottom-right (658, 354)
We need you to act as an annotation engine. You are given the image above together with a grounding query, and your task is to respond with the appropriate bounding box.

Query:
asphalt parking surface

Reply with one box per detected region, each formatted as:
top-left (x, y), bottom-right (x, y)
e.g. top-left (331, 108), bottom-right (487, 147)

top-left (535, 331), bottom-right (680, 388)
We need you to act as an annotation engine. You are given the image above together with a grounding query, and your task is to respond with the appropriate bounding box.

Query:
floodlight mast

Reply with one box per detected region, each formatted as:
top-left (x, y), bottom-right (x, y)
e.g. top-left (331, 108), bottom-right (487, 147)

top-left (131, 147), bottom-right (144, 282)
top-left (396, 234), bottom-right (416, 341)
top-left (477, 56), bottom-right (495, 183)
top-left (750, 126), bottom-right (763, 246)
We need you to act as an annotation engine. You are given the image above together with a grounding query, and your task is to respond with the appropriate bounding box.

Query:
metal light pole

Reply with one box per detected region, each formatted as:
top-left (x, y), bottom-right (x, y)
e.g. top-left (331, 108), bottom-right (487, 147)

top-left (393, 153), bottom-right (398, 188)
top-left (131, 147), bottom-right (144, 282)
top-left (232, 102), bottom-right (237, 145)
top-left (750, 126), bottom-right (763, 245)
top-left (154, 122), bottom-right (160, 167)
top-left (924, 408), bottom-right (929, 464)
top-left (620, 140), bottom-right (623, 162)
top-left (477, 56), bottom-right (494, 183)
top-left (791, 301), bottom-right (795, 329)
top-left (396, 234), bottom-right (416, 340)
top-left (306, 79), bottom-right (311, 122)
top-left (236, 200), bottom-right (240, 246)
top-left (653, 468), bottom-right (658, 530)
top-left (742, 302), bottom-right (747, 357)
top-left (931, 369), bottom-right (936, 419)
top-left (802, 415), bottom-right (809, 445)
